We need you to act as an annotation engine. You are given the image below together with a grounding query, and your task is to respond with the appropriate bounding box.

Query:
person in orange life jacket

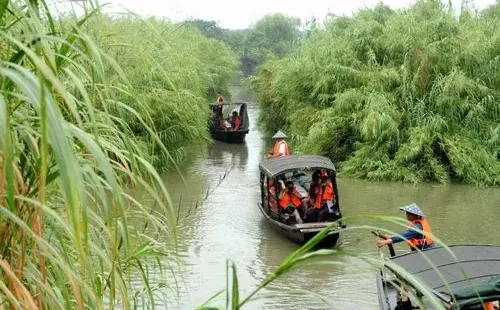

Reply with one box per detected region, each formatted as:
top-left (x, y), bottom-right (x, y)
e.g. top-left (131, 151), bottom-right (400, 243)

top-left (305, 172), bottom-right (323, 222)
top-left (279, 181), bottom-right (305, 224)
top-left (267, 130), bottom-right (290, 158)
top-left (376, 203), bottom-right (436, 251)
top-left (231, 111), bottom-right (241, 130)
top-left (317, 172), bottom-right (337, 222)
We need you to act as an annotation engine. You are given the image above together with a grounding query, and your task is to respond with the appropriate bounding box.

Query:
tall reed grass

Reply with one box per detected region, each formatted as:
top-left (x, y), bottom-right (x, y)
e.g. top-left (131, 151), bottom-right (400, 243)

top-left (251, 0), bottom-right (500, 186)
top-left (0, 0), bottom-right (235, 308)
top-left (80, 14), bottom-right (238, 167)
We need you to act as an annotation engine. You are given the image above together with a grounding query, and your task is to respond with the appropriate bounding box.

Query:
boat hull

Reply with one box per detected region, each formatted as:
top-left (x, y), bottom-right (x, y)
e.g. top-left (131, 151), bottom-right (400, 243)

top-left (210, 130), bottom-right (249, 143)
top-left (258, 203), bottom-right (342, 248)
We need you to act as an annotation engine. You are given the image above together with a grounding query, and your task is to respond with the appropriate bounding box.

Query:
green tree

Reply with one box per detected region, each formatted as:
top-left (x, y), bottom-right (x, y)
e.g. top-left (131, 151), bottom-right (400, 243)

top-left (249, 13), bottom-right (301, 58)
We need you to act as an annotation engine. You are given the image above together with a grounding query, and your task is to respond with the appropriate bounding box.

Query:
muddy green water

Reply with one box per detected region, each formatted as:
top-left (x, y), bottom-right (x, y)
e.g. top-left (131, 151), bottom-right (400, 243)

top-left (142, 91), bottom-right (500, 309)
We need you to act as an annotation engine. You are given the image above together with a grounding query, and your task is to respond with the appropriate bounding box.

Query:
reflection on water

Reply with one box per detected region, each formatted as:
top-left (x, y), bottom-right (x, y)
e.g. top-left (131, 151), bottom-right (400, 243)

top-left (138, 89), bottom-right (500, 309)
top-left (205, 141), bottom-right (249, 169)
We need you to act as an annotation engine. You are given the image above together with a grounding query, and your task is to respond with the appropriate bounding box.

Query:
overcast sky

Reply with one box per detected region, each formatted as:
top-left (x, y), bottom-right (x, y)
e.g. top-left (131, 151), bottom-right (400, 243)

top-left (83, 0), bottom-right (497, 29)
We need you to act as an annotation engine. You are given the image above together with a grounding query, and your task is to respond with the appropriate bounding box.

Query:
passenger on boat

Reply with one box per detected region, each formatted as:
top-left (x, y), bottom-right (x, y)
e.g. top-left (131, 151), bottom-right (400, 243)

top-left (279, 181), bottom-right (305, 224)
top-left (218, 114), bottom-right (227, 130)
top-left (230, 111), bottom-right (241, 130)
top-left (304, 171), bottom-right (337, 222)
top-left (291, 170), bottom-right (310, 191)
top-left (376, 203), bottom-right (436, 251)
top-left (267, 179), bottom-right (275, 194)
top-left (318, 172), bottom-right (337, 221)
top-left (267, 130), bottom-right (290, 158)
top-left (305, 172), bottom-right (322, 222)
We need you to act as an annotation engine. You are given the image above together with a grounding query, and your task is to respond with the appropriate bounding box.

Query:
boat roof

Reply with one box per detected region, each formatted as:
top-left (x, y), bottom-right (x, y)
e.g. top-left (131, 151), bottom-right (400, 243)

top-left (259, 155), bottom-right (336, 177)
top-left (385, 245), bottom-right (500, 302)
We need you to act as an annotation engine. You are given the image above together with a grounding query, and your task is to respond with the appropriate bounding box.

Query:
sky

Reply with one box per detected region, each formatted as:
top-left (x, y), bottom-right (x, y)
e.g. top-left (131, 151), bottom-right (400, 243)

top-left (64, 0), bottom-right (497, 29)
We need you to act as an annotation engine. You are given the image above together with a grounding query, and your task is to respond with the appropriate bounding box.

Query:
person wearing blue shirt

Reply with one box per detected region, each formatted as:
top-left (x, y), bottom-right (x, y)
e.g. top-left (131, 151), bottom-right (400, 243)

top-left (376, 203), bottom-right (436, 251)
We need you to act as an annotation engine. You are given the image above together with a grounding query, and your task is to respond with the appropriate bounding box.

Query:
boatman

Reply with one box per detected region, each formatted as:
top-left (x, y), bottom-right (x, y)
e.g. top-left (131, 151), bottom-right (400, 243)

top-left (216, 93), bottom-right (224, 103)
top-left (376, 203), bottom-right (436, 252)
top-left (214, 94), bottom-right (224, 116)
top-left (211, 94), bottom-right (225, 130)
top-left (267, 130), bottom-right (290, 158)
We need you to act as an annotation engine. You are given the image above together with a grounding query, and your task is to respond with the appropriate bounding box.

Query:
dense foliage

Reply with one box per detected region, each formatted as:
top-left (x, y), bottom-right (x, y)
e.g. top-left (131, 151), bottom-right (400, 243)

top-left (87, 16), bottom-right (237, 165)
top-left (252, 1), bottom-right (500, 186)
top-left (185, 13), bottom-right (302, 76)
top-left (0, 1), bottom-right (236, 309)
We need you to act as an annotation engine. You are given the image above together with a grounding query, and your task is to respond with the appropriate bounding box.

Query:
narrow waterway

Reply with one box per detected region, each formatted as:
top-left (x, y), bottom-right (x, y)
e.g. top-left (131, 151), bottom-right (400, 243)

top-left (142, 88), bottom-right (500, 309)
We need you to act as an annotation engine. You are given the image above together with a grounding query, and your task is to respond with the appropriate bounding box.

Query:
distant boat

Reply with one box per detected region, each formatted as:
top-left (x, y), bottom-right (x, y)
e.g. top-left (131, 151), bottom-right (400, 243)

top-left (258, 155), bottom-right (345, 247)
top-left (208, 101), bottom-right (249, 143)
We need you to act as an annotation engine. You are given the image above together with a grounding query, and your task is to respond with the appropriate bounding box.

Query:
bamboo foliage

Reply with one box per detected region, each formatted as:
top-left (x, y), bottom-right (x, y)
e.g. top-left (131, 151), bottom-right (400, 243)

top-left (0, 0), bottom-right (236, 308)
top-left (253, 0), bottom-right (500, 185)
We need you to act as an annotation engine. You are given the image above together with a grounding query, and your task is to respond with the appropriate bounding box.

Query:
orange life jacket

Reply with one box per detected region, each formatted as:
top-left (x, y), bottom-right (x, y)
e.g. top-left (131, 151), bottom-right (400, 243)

top-left (313, 181), bottom-right (335, 209)
top-left (322, 180), bottom-right (335, 201)
top-left (279, 189), bottom-right (302, 209)
top-left (272, 140), bottom-right (290, 156)
top-left (407, 218), bottom-right (434, 249)
top-left (484, 302), bottom-right (495, 310)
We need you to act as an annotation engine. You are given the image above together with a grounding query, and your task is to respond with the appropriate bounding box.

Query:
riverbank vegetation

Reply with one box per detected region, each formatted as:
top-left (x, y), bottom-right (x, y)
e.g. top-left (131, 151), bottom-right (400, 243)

top-left (0, 0), bottom-right (236, 308)
top-left (89, 15), bottom-right (237, 166)
top-left (185, 13), bottom-right (302, 77)
top-left (252, 0), bottom-right (500, 186)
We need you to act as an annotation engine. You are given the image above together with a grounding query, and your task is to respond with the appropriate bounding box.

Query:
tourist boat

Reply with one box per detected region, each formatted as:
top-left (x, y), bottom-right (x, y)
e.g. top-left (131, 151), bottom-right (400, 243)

top-left (257, 155), bottom-right (345, 247)
top-left (375, 244), bottom-right (500, 309)
top-left (209, 101), bottom-right (249, 143)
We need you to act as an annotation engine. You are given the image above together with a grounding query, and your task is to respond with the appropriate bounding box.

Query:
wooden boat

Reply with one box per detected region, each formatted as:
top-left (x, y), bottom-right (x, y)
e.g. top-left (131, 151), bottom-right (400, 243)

top-left (209, 101), bottom-right (249, 143)
top-left (376, 244), bottom-right (500, 309)
top-left (258, 155), bottom-right (345, 247)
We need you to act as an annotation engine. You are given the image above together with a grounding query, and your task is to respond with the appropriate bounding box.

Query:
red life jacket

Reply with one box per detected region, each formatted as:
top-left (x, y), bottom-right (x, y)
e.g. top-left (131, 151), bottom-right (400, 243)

top-left (232, 115), bottom-right (241, 130)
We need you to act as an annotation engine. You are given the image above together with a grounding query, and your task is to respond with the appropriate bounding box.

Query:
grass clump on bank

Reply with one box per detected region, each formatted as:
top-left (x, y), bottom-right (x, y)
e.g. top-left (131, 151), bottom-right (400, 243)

top-left (251, 0), bottom-right (500, 186)
top-left (0, 0), bottom-right (235, 308)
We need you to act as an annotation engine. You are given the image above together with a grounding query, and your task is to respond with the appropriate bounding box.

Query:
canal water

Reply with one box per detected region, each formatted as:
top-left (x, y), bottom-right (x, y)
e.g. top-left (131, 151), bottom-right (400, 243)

top-left (144, 89), bottom-right (500, 309)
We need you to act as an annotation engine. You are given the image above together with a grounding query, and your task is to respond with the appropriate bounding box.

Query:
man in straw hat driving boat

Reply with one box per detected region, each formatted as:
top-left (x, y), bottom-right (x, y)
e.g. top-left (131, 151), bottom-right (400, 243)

top-left (376, 203), bottom-right (436, 252)
top-left (267, 130), bottom-right (290, 158)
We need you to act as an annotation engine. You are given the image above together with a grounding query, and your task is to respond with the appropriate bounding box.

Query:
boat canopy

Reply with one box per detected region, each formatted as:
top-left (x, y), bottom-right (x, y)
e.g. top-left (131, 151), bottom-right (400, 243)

top-left (385, 245), bottom-right (500, 305)
top-left (259, 155), bottom-right (336, 177)
top-left (209, 101), bottom-right (249, 131)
